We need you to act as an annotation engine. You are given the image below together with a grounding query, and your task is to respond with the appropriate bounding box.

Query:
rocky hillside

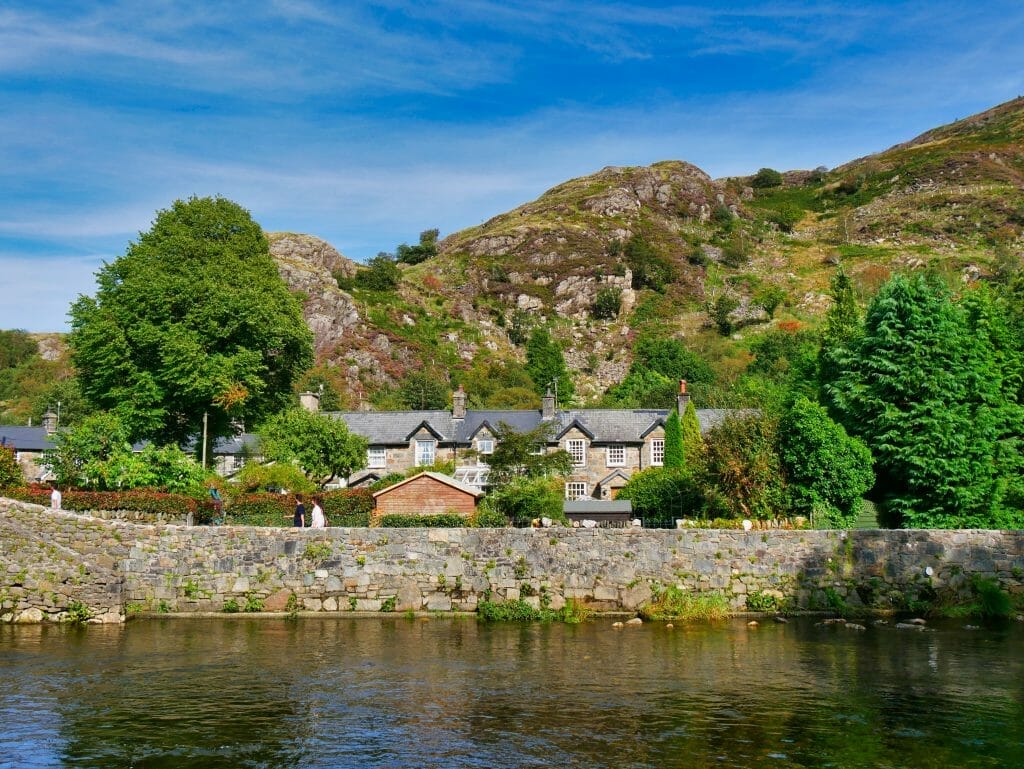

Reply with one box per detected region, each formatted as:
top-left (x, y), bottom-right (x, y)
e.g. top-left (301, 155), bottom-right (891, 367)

top-left (271, 99), bottom-right (1024, 406)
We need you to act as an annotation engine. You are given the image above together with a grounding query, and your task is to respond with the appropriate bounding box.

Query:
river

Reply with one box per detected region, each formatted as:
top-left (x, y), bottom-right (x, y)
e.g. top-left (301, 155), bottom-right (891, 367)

top-left (1, 616), bottom-right (1022, 768)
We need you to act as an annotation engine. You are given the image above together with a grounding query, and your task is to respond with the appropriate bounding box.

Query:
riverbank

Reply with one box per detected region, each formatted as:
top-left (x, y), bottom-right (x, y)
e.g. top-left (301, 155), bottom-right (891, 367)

top-left (3, 498), bottom-right (1023, 624)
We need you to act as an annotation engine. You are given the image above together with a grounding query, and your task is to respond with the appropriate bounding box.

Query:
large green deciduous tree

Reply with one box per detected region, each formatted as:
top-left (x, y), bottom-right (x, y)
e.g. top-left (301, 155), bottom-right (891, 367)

top-left (69, 197), bottom-right (313, 445)
top-left (828, 274), bottom-right (1016, 528)
top-left (44, 411), bottom-right (208, 492)
top-left (258, 408), bottom-right (367, 487)
top-left (779, 396), bottom-right (874, 528)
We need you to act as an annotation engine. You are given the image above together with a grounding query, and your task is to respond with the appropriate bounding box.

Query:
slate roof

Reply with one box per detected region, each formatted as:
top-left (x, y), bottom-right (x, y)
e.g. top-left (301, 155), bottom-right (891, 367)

top-left (325, 406), bottom-right (733, 446)
top-left (0, 426), bottom-right (55, 452)
top-left (331, 410), bottom-right (454, 444)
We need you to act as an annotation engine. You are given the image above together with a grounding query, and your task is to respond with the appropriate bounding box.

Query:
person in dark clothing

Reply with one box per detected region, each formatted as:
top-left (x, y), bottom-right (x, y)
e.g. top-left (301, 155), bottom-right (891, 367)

top-left (209, 487), bottom-right (224, 523)
top-left (293, 494), bottom-right (306, 528)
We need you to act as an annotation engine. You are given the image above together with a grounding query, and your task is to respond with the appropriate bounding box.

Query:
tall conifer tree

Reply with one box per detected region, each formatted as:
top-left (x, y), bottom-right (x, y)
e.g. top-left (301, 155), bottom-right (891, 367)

top-left (663, 409), bottom-right (683, 468)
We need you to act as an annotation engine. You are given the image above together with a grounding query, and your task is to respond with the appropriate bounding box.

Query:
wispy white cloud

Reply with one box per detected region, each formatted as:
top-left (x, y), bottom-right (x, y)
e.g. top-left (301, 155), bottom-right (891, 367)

top-left (3, 0), bottom-right (1024, 332)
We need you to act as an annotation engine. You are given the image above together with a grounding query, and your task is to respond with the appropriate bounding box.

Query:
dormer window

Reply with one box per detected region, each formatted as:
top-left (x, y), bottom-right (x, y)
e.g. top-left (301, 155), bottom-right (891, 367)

top-left (651, 439), bottom-right (665, 467)
top-left (477, 438), bottom-right (494, 455)
top-left (415, 439), bottom-right (436, 466)
top-left (567, 439), bottom-right (587, 466)
top-left (367, 447), bottom-right (387, 468)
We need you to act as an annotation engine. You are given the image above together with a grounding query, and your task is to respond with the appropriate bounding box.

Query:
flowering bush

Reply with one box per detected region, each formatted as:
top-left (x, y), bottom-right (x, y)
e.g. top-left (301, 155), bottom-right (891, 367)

top-left (5, 486), bottom-right (200, 515)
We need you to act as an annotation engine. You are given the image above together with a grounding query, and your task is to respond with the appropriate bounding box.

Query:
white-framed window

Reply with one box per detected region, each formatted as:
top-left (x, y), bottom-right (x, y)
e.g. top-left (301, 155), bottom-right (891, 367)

top-left (606, 444), bottom-right (625, 467)
top-left (567, 439), bottom-right (587, 466)
top-left (367, 447), bottom-right (387, 468)
top-left (454, 466), bottom-right (490, 489)
top-left (477, 438), bottom-right (494, 455)
top-left (650, 439), bottom-right (665, 467)
top-left (565, 481), bottom-right (588, 499)
top-left (415, 439), bottom-right (436, 466)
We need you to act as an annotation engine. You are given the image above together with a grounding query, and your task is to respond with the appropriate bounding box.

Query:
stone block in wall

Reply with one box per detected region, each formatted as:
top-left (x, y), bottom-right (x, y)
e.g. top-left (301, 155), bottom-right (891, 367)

top-left (426, 593), bottom-right (452, 611)
top-left (395, 579), bottom-right (422, 612)
top-left (263, 589), bottom-right (292, 612)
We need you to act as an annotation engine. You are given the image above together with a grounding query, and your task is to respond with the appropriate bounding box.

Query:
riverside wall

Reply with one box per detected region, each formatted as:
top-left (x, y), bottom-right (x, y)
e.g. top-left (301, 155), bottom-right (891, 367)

top-left (2, 498), bottom-right (1023, 623)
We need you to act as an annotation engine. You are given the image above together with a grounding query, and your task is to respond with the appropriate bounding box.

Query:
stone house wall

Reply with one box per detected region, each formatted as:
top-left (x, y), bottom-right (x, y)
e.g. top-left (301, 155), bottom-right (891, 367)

top-left (556, 425), bottom-right (666, 497)
top-left (3, 498), bottom-right (1023, 624)
top-left (370, 427), bottom-right (459, 476)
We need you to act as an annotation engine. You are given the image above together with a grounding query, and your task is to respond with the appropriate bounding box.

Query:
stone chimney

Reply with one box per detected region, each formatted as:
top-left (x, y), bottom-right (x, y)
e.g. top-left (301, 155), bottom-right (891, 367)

top-left (676, 380), bottom-right (690, 416)
top-left (42, 409), bottom-right (58, 435)
top-left (542, 389), bottom-right (556, 420)
top-left (299, 391), bottom-right (321, 413)
top-left (452, 384), bottom-right (467, 419)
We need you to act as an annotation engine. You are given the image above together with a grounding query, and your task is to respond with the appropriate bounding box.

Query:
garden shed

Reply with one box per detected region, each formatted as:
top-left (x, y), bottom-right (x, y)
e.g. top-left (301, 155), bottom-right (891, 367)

top-left (372, 472), bottom-right (482, 521)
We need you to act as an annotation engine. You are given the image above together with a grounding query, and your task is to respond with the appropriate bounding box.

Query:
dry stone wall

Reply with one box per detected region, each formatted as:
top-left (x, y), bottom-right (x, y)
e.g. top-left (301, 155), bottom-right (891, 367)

top-left (2, 498), bottom-right (1023, 623)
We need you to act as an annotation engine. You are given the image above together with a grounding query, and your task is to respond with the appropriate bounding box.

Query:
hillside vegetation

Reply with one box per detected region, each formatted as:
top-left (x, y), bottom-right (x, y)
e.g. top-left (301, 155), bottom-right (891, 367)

top-left (262, 97), bottom-right (1024, 410)
top-left (4, 97), bottom-right (1023, 422)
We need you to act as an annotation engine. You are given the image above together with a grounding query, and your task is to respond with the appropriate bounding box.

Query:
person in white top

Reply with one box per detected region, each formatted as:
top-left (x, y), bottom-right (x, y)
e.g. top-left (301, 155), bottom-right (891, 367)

top-left (310, 496), bottom-right (327, 529)
top-left (50, 486), bottom-right (62, 510)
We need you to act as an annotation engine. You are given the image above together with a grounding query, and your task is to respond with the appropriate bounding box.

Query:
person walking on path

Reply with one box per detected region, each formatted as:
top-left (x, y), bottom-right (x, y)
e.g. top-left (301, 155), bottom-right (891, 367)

top-left (293, 493), bottom-right (306, 528)
top-left (50, 486), bottom-right (62, 510)
top-left (310, 496), bottom-right (326, 529)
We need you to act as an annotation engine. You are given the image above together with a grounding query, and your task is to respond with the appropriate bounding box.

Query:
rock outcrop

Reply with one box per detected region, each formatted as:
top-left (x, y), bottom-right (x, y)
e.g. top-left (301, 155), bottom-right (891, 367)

top-left (267, 232), bottom-right (361, 355)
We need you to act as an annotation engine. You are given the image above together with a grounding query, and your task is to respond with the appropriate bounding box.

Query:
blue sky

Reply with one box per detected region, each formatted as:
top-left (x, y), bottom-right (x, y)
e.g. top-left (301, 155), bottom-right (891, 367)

top-left (2, 1), bottom-right (1023, 332)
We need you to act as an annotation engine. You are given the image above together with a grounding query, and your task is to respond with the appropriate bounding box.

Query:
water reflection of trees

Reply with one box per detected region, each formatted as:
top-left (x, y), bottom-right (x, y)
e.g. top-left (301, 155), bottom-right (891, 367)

top-left (8, 616), bottom-right (1021, 768)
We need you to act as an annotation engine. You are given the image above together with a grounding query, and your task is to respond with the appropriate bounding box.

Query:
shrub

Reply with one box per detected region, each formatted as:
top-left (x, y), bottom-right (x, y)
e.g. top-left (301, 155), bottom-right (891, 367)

top-left (779, 397), bottom-right (874, 529)
top-left (639, 584), bottom-right (730, 622)
top-left (379, 513), bottom-right (469, 528)
top-left (702, 414), bottom-right (787, 520)
top-left (321, 489), bottom-right (373, 526)
top-left (745, 591), bottom-right (780, 612)
top-left (591, 287), bottom-right (623, 320)
top-left (765, 202), bottom-right (803, 232)
top-left (478, 598), bottom-right (542, 622)
top-left (369, 473), bottom-right (405, 491)
top-left (710, 294), bottom-right (740, 335)
top-left (973, 576), bottom-right (1012, 619)
top-left (5, 487), bottom-right (201, 516)
top-left (616, 468), bottom-right (703, 528)
top-left (751, 167), bottom-right (784, 188)
top-left (754, 284), bottom-right (787, 317)
top-left (64, 600), bottom-right (93, 624)
top-left (477, 598), bottom-right (589, 623)
top-left (485, 476), bottom-right (567, 527)
top-left (354, 253), bottom-right (400, 291)
top-left (471, 505), bottom-right (509, 528)
top-left (243, 592), bottom-right (264, 613)
top-left (0, 445), bottom-right (21, 490)
top-left (624, 234), bottom-right (677, 291)
top-left (234, 463), bottom-right (316, 495)
top-left (225, 493), bottom-right (293, 526)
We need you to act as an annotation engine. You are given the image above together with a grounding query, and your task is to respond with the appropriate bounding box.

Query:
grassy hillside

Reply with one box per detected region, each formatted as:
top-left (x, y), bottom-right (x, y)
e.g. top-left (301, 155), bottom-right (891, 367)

top-left (6, 99), bottom-right (1023, 416)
